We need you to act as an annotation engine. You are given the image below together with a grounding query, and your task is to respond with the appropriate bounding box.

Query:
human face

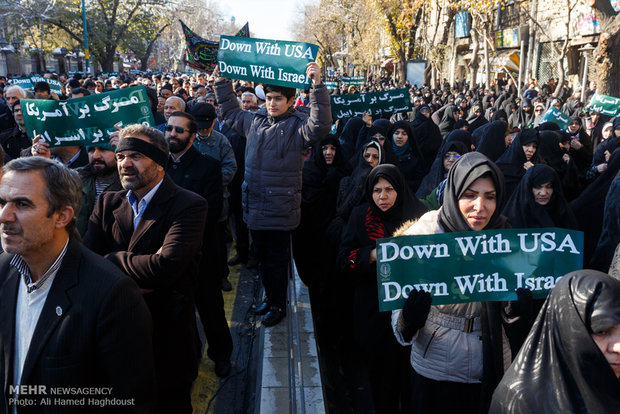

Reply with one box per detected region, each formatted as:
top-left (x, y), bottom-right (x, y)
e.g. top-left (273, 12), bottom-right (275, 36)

top-left (592, 324), bottom-right (620, 378)
top-left (96, 83), bottom-right (103, 93)
top-left (5, 89), bottom-right (21, 108)
top-left (322, 144), bottom-right (336, 165)
top-left (534, 106), bottom-right (544, 116)
top-left (12, 103), bottom-right (24, 129)
top-left (157, 97), bottom-right (165, 113)
top-left (568, 120), bottom-right (580, 134)
top-left (420, 108), bottom-right (430, 118)
top-left (160, 89), bottom-right (172, 99)
top-left (372, 134), bottom-right (386, 146)
top-left (615, 126), bottom-right (620, 138)
top-left (532, 182), bottom-right (553, 205)
top-left (206, 96), bottom-right (215, 106)
top-left (35, 90), bottom-right (50, 100)
top-left (443, 151), bottom-right (460, 172)
top-left (241, 96), bottom-right (254, 110)
top-left (393, 128), bottom-right (408, 147)
top-left (164, 98), bottom-right (183, 121)
top-left (165, 116), bottom-right (194, 155)
top-left (116, 135), bottom-right (163, 197)
top-left (559, 140), bottom-right (570, 152)
top-left (0, 170), bottom-right (61, 262)
top-left (364, 147), bottom-right (380, 168)
top-left (458, 177), bottom-right (497, 231)
top-left (372, 177), bottom-right (397, 212)
top-left (603, 127), bottom-right (612, 140)
top-left (523, 142), bottom-right (537, 161)
top-left (266, 91), bottom-right (294, 117)
top-left (88, 147), bottom-right (116, 175)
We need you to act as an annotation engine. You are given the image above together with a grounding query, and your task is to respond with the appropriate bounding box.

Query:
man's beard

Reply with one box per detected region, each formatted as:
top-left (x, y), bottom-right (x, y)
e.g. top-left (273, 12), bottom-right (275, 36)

top-left (91, 160), bottom-right (116, 176)
top-left (168, 136), bottom-right (190, 154)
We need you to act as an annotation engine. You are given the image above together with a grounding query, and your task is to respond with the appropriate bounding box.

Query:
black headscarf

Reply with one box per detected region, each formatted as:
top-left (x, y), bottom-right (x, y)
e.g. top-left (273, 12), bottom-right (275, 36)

top-left (339, 117), bottom-right (366, 163)
top-left (571, 147), bottom-right (620, 264)
top-left (439, 152), bottom-right (509, 233)
top-left (439, 105), bottom-right (459, 138)
top-left (416, 129), bottom-right (473, 197)
top-left (365, 164), bottom-right (427, 227)
top-left (495, 128), bottom-right (541, 195)
top-left (490, 270), bottom-right (620, 414)
top-left (302, 135), bottom-right (349, 204)
top-left (590, 171), bottom-right (620, 271)
top-left (412, 104), bottom-right (443, 168)
top-left (474, 120), bottom-right (508, 161)
top-left (502, 164), bottom-right (577, 229)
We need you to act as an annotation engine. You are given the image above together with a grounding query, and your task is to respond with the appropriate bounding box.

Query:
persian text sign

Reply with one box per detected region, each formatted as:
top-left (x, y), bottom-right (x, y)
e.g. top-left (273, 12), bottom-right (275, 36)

top-left (539, 106), bottom-right (571, 130)
top-left (330, 89), bottom-right (411, 120)
top-left (217, 36), bottom-right (319, 89)
top-left (376, 228), bottom-right (584, 311)
top-left (22, 86), bottom-right (154, 147)
top-left (587, 93), bottom-right (620, 117)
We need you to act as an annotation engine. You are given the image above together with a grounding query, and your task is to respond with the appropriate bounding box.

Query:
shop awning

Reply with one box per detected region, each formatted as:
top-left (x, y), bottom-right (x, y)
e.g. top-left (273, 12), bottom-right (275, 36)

top-left (488, 51), bottom-right (520, 72)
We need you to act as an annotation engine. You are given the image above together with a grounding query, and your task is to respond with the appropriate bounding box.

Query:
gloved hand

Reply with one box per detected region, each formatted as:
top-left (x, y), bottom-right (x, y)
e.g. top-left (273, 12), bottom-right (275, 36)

top-left (398, 289), bottom-right (432, 341)
top-left (505, 288), bottom-right (533, 320)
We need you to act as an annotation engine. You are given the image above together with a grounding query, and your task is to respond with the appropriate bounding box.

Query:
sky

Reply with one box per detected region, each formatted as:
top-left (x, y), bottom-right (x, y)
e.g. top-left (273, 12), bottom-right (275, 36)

top-left (217, 0), bottom-right (313, 41)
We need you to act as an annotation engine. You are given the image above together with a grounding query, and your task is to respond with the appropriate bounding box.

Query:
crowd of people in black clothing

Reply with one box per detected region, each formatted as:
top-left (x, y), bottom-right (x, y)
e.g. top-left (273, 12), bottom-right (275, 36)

top-left (0, 69), bottom-right (619, 413)
top-left (293, 76), bottom-right (620, 413)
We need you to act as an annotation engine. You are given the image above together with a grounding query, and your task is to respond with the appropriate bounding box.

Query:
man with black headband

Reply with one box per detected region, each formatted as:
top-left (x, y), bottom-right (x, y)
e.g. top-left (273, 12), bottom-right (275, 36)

top-left (84, 124), bottom-right (208, 413)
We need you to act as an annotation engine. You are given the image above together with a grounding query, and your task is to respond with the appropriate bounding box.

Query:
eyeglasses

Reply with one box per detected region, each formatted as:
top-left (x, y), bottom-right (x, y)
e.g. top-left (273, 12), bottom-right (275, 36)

top-left (535, 109), bottom-right (544, 113)
top-left (443, 154), bottom-right (461, 160)
top-left (165, 125), bottom-right (188, 134)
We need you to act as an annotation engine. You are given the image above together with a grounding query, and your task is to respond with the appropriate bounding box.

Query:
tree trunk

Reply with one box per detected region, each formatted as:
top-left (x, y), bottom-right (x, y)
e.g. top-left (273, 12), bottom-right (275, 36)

top-left (588, 0), bottom-right (620, 96)
top-left (398, 49), bottom-right (407, 86)
top-left (483, 26), bottom-right (490, 88)
top-left (552, 55), bottom-right (567, 98)
top-left (469, 28), bottom-right (481, 88)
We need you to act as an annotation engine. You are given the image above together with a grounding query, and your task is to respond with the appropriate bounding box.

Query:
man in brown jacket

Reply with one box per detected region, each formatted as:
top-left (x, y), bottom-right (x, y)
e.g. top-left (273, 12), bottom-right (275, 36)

top-left (84, 124), bottom-right (207, 414)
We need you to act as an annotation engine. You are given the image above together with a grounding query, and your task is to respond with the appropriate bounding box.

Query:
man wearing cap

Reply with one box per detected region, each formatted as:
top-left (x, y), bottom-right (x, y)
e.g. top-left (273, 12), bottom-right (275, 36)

top-left (75, 143), bottom-right (122, 235)
top-left (84, 124), bottom-right (207, 413)
top-left (191, 102), bottom-right (237, 291)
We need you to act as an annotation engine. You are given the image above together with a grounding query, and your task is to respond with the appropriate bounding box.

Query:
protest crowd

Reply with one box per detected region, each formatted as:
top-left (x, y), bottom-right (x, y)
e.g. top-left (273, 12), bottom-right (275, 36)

top-left (0, 42), bottom-right (619, 414)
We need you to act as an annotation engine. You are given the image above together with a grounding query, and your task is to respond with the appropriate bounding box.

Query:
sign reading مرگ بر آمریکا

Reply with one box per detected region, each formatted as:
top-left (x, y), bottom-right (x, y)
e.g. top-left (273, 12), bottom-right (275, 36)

top-left (217, 35), bottom-right (319, 89)
top-left (587, 93), bottom-right (620, 117)
top-left (330, 88), bottom-right (412, 121)
top-left (376, 228), bottom-right (584, 311)
top-left (21, 86), bottom-right (155, 147)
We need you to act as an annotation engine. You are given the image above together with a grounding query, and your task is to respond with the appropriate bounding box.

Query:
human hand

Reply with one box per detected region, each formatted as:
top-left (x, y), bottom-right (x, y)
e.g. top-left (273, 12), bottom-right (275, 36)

top-left (306, 62), bottom-right (321, 86)
top-left (399, 289), bottom-right (432, 341)
top-left (523, 161), bottom-right (534, 170)
top-left (109, 124), bottom-right (122, 148)
top-left (597, 163), bottom-right (608, 173)
top-left (570, 139), bottom-right (582, 150)
top-left (605, 150), bottom-right (611, 162)
top-left (562, 153), bottom-right (570, 163)
top-left (31, 135), bottom-right (51, 158)
top-left (369, 248), bottom-right (377, 264)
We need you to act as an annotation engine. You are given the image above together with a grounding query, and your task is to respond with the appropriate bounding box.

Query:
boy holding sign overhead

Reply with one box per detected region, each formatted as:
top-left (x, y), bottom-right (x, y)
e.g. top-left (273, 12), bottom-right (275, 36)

top-left (214, 61), bottom-right (332, 327)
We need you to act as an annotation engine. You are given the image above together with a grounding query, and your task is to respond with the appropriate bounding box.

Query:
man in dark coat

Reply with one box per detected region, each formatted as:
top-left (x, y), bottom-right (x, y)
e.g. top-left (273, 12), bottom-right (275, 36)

top-left (0, 100), bottom-right (30, 161)
top-left (0, 157), bottom-right (155, 413)
top-left (164, 111), bottom-right (233, 378)
top-left (83, 124), bottom-right (207, 413)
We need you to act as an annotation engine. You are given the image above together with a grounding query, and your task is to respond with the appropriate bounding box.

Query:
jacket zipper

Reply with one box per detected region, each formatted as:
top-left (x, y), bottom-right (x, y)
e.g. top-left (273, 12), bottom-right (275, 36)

top-left (423, 327), bottom-right (439, 358)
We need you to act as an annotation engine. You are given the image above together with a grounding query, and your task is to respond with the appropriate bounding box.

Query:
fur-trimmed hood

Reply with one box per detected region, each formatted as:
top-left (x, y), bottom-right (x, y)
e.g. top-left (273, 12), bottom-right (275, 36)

top-left (393, 209), bottom-right (443, 237)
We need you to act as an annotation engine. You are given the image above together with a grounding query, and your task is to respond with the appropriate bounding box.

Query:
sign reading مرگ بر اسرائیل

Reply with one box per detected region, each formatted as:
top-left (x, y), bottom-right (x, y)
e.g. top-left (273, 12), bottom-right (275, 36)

top-left (587, 93), bottom-right (620, 117)
top-left (376, 228), bottom-right (584, 311)
top-left (21, 86), bottom-right (155, 147)
top-left (217, 35), bottom-right (319, 89)
top-left (331, 88), bottom-right (412, 120)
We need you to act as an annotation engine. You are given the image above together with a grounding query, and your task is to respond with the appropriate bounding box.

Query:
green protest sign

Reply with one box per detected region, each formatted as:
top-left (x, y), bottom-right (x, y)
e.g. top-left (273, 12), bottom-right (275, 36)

top-left (68, 71), bottom-right (84, 75)
top-left (341, 76), bottom-right (364, 85)
top-left (376, 228), bottom-right (583, 311)
top-left (587, 93), bottom-right (620, 117)
top-left (10, 77), bottom-right (33, 89)
top-left (217, 35), bottom-right (319, 89)
top-left (330, 88), bottom-right (411, 120)
top-left (11, 77), bottom-right (63, 93)
top-left (539, 106), bottom-right (571, 130)
top-left (101, 72), bottom-right (119, 77)
top-left (30, 76), bottom-right (62, 93)
top-left (324, 81), bottom-right (339, 90)
top-left (22, 86), bottom-right (154, 147)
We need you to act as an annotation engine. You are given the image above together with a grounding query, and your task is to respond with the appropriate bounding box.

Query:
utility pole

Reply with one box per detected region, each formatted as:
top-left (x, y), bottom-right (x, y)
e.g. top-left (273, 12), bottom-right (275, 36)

top-left (82, 0), bottom-right (90, 75)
